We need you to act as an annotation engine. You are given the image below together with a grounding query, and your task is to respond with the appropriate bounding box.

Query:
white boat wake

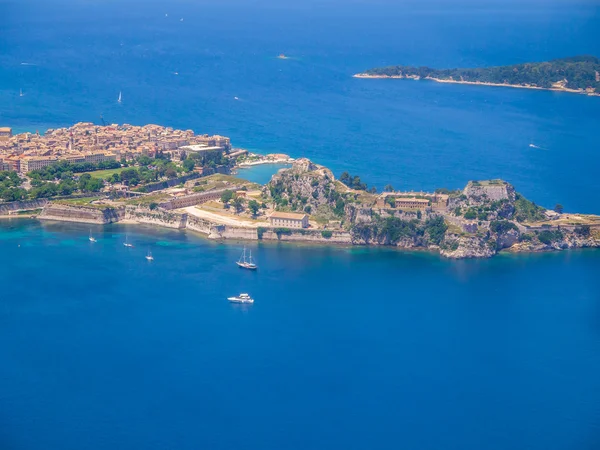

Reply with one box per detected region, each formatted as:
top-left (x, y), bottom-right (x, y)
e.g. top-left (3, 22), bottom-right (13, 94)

top-left (529, 143), bottom-right (546, 150)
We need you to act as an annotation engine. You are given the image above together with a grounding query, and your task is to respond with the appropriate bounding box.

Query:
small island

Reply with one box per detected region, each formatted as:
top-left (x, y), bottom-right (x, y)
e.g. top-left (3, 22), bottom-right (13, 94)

top-left (355, 56), bottom-right (600, 96)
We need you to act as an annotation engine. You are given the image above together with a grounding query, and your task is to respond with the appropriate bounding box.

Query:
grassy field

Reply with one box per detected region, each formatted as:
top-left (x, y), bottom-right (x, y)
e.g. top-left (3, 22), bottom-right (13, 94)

top-left (56, 197), bottom-right (103, 207)
top-left (191, 173), bottom-right (260, 191)
top-left (84, 167), bottom-right (127, 180)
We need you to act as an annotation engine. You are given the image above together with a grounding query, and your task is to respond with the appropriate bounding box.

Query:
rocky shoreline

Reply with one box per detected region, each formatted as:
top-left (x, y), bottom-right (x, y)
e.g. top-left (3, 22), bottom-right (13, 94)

top-left (21, 157), bottom-right (599, 259)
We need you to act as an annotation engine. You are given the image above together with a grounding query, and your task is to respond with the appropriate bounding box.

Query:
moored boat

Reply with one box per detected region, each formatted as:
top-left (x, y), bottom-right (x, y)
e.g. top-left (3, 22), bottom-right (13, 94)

top-left (236, 247), bottom-right (257, 270)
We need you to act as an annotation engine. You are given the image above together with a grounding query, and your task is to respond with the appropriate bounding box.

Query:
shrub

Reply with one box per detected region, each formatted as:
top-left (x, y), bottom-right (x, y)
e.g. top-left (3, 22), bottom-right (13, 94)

top-left (425, 216), bottom-right (448, 245)
top-left (257, 227), bottom-right (267, 239)
top-left (490, 220), bottom-right (518, 234)
top-left (321, 230), bottom-right (333, 239)
top-left (537, 229), bottom-right (563, 245)
top-left (274, 227), bottom-right (292, 237)
top-left (464, 209), bottom-right (477, 220)
top-left (574, 225), bottom-right (591, 238)
top-left (149, 202), bottom-right (158, 210)
top-left (514, 193), bottom-right (546, 223)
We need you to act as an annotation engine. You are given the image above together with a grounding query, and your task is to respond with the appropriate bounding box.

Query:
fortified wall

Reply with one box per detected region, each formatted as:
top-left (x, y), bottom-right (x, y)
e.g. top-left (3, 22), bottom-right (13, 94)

top-left (39, 203), bottom-right (124, 224)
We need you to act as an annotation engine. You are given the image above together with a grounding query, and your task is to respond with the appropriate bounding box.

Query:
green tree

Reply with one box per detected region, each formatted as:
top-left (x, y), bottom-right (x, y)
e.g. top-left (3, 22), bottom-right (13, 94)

top-left (109, 173), bottom-right (121, 184)
top-left (554, 204), bottom-right (564, 214)
top-left (247, 199), bottom-right (260, 217)
top-left (232, 196), bottom-right (244, 213)
top-left (120, 168), bottom-right (140, 186)
top-left (464, 209), bottom-right (477, 220)
top-left (384, 184), bottom-right (395, 192)
top-left (183, 158), bottom-right (195, 172)
top-left (220, 190), bottom-right (234, 203)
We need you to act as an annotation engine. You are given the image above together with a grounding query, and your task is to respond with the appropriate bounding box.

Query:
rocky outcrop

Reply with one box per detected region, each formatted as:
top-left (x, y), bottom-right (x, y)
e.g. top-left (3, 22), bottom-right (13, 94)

top-left (440, 233), bottom-right (496, 259)
top-left (265, 158), bottom-right (340, 215)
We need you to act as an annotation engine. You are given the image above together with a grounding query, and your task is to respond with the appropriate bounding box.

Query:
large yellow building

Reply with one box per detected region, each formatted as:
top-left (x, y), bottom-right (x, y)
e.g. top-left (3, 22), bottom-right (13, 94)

top-left (269, 212), bottom-right (309, 229)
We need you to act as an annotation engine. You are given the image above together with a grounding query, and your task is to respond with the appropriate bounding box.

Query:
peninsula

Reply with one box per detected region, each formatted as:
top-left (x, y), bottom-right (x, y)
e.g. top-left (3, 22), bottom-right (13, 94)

top-left (354, 56), bottom-right (600, 96)
top-left (1, 123), bottom-right (599, 259)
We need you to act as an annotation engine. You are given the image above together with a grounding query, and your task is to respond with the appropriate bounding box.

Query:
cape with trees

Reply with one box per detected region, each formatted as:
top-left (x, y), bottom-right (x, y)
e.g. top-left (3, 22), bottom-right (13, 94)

top-left (357, 56), bottom-right (600, 94)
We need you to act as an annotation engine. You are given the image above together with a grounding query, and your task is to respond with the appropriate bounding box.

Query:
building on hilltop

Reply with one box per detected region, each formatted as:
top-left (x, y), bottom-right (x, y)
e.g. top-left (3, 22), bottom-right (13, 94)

top-left (376, 191), bottom-right (449, 210)
top-left (269, 212), bottom-right (309, 229)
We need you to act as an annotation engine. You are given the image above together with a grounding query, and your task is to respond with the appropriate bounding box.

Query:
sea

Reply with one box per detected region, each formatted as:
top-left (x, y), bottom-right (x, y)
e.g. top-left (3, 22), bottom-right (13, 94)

top-left (1, 1), bottom-right (600, 449)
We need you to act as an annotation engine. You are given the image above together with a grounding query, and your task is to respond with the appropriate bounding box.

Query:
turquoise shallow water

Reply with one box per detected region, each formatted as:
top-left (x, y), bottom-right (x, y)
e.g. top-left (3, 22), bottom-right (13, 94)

top-left (1, 0), bottom-right (600, 448)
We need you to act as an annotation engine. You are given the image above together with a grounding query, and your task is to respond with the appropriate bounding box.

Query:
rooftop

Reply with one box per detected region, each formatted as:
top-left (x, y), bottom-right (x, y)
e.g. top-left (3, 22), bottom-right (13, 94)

top-left (270, 212), bottom-right (308, 220)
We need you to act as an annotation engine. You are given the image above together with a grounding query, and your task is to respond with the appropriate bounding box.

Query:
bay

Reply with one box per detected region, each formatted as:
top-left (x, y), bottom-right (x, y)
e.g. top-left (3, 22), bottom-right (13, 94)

top-left (1, 0), bottom-right (600, 449)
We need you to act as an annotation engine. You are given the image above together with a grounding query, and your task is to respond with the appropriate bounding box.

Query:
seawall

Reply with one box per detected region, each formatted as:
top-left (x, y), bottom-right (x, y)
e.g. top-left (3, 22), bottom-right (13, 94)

top-left (39, 203), bottom-right (124, 224)
top-left (0, 199), bottom-right (48, 215)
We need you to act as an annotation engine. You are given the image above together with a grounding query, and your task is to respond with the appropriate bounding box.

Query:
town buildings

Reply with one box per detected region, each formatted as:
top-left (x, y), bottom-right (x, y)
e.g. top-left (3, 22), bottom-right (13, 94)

top-left (0, 123), bottom-right (231, 174)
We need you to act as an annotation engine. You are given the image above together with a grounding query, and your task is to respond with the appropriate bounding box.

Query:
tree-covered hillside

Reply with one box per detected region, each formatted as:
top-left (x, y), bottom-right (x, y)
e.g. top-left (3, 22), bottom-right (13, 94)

top-left (362, 56), bottom-right (600, 92)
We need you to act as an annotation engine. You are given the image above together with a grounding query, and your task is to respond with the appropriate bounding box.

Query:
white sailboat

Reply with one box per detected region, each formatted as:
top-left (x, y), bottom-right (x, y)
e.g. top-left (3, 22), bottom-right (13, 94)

top-left (19, 88), bottom-right (24, 97)
top-left (146, 249), bottom-right (154, 261)
top-left (123, 234), bottom-right (134, 248)
top-left (89, 229), bottom-right (97, 243)
top-left (236, 247), bottom-right (257, 270)
top-left (117, 91), bottom-right (122, 103)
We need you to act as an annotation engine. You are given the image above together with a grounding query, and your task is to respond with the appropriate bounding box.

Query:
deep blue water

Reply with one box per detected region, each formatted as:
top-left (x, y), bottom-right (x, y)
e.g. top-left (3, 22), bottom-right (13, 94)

top-left (1, 220), bottom-right (600, 450)
top-left (2, 0), bottom-right (600, 211)
top-left (1, 1), bottom-right (600, 449)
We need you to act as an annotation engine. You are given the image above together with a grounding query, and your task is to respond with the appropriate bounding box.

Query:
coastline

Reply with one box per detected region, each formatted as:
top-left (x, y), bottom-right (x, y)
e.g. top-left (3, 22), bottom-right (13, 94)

top-left (31, 203), bottom-right (600, 260)
top-left (353, 73), bottom-right (600, 97)
top-left (237, 157), bottom-right (294, 167)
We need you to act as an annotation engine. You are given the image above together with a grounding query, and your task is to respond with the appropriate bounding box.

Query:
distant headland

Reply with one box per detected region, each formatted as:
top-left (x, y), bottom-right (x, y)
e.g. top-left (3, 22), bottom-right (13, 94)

top-left (354, 56), bottom-right (600, 96)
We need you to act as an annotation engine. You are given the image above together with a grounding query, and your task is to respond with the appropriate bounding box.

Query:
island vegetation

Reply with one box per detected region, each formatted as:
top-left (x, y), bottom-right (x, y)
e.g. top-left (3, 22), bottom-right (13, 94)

top-left (356, 56), bottom-right (600, 95)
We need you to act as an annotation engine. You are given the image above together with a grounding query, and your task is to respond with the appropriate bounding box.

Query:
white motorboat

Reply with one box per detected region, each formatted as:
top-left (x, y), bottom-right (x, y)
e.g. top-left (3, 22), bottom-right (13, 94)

top-left (227, 293), bottom-right (254, 304)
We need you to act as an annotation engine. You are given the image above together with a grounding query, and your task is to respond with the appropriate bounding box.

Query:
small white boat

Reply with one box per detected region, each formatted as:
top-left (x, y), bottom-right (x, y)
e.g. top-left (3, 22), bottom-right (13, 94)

top-left (117, 91), bottom-right (122, 103)
top-left (19, 88), bottom-right (24, 97)
top-left (145, 249), bottom-right (154, 261)
top-left (236, 247), bottom-right (257, 270)
top-left (89, 229), bottom-right (97, 243)
top-left (123, 234), bottom-right (134, 248)
top-left (228, 293), bottom-right (254, 304)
